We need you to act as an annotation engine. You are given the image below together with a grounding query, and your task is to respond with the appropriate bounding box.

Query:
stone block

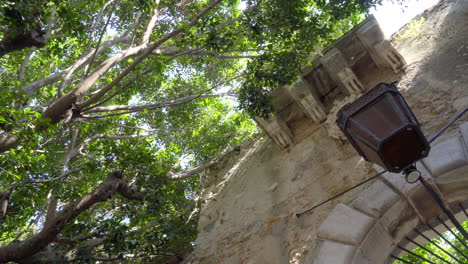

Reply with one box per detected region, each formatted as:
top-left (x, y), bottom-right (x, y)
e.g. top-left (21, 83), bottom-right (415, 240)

top-left (317, 203), bottom-right (375, 245)
top-left (312, 240), bottom-right (356, 264)
top-left (460, 122), bottom-right (468, 150)
top-left (350, 180), bottom-right (399, 217)
top-left (352, 222), bottom-right (395, 264)
top-left (379, 199), bottom-right (419, 243)
top-left (422, 136), bottom-right (468, 177)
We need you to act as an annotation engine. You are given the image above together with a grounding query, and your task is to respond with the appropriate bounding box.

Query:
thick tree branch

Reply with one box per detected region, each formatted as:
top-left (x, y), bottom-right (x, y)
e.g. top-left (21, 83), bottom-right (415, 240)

top-left (0, 185), bottom-right (15, 219)
top-left (75, 0), bottom-right (223, 111)
top-left (0, 171), bottom-right (143, 262)
top-left (44, 193), bottom-right (58, 227)
top-left (22, 11), bottom-right (139, 96)
top-left (0, 28), bottom-right (46, 58)
top-left (140, 7), bottom-right (160, 45)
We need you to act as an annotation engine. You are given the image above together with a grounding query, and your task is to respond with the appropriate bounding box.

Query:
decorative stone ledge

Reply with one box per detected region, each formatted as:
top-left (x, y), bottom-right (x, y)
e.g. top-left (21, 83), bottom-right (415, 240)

top-left (255, 15), bottom-right (405, 149)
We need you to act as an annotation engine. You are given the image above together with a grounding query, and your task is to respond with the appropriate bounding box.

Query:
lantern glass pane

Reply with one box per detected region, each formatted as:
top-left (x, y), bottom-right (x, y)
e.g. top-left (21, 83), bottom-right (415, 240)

top-left (381, 127), bottom-right (427, 169)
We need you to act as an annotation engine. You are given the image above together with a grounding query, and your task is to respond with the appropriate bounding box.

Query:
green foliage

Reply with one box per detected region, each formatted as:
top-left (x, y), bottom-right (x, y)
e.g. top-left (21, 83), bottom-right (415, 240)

top-left (0, 0), bottom-right (389, 262)
top-left (393, 221), bottom-right (468, 264)
top-left (238, 0), bottom-right (380, 117)
top-left (394, 16), bottom-right (425, 41)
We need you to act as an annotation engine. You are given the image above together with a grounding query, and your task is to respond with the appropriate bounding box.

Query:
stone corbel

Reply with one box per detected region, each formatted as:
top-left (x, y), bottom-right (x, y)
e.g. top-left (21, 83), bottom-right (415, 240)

top-left (336, 67), bottom-right (365, 95)
top-left (321, 48), bottom-right (365, 95)
top-left (374, 40), bottom-right (407, 73)
top-left (255, 115), bottom-right (293, 148)
top-left (286, 79), bottom-right (327, 123)
top-left (355, 16), bottom-right (406, 73)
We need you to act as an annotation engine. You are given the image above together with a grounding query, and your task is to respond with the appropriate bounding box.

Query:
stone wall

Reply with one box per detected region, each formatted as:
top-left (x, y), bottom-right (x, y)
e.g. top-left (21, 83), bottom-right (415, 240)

top-left (188, 1), bottom-right (468, 263)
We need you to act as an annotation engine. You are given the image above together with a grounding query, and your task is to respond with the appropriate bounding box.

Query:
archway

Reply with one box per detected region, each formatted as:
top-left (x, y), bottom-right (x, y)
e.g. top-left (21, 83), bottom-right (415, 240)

top-left (310, 122), bottom-right (468, 264)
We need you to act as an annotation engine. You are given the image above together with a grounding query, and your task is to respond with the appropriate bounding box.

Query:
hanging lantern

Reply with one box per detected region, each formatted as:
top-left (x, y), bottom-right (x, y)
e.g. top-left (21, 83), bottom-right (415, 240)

top-left (336, 83), bottom-right (430, 173)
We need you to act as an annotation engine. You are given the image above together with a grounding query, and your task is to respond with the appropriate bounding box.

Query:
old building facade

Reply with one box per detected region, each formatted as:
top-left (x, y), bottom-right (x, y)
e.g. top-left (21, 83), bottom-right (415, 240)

top-left (189, 1), bottom-right (468, 263)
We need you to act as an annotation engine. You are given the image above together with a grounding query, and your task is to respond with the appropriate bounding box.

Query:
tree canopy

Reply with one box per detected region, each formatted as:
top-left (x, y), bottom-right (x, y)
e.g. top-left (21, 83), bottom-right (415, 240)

top-left (0, 0), bottom-right (387, 262)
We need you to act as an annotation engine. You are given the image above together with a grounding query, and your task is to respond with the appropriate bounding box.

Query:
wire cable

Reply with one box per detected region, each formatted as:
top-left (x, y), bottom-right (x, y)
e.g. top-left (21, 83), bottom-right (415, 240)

top-left (429, 107), bottom-right (468, 143)
top-left (296, 170), bottom-right (387, 217)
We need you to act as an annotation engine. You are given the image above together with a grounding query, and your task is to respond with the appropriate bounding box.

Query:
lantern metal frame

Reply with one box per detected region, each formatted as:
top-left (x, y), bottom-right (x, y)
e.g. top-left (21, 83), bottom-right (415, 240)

top-left (337, 83), bottom-right (431, 173)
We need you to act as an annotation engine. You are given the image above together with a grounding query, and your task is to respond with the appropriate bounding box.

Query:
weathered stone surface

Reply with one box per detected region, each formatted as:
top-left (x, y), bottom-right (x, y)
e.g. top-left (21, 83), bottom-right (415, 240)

top-left (374, 40), bottom-right (406, 73)
top-left (460, 122), bottom-right (468, 149)
top-left (379, 199), bottom-right (419, 243)
top-left (352, 222), bottom-right (395, 264)
top-left (317, 203), bottom-right (375, 245)
top-left (350, 180), bottom-right (399, 217)
top-left (191, 3), bottom-right (468, 263)
top-left (375, 162), bottom-right (432, 195)
top-left (312, 240), bottom-right (356, 264)
top-left (422, 136), bottom-right (468, 177)
top-left (198, 205), bottom-right (219, 232)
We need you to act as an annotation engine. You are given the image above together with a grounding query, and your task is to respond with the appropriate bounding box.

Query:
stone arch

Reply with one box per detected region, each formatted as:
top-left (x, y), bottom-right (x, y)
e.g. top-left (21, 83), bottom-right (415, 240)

top-left (310, 122), bottom-right (468, 264)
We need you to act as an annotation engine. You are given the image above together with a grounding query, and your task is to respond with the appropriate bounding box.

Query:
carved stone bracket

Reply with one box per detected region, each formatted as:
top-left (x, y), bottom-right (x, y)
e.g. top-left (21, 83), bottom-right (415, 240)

top-left (321, 48), bottom-right (365, 95)
top-left (286, 79), bottom-right (327, 123)
top-left (252, 15), bottom-right (406, 149)
top-left (255, 116), bottom-right (293, 148)
top-left (355, 16), bottom-right (406, 73)
top-left (337, 67), bottom-right (365, 95)
top-left (374, 40), bottom-right (406, 73)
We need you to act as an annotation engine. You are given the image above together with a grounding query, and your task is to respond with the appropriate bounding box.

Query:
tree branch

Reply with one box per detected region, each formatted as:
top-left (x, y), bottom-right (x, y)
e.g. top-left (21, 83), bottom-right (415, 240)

top-left (69, 131), bottom-right (158, 160)
top-left (0, 28), bottom-right (46, 58)
top-left (150, 47), bottom-right (259, 59)
top-left (75, 0), bottom-right (223, 111)
top-left (83, 93), bottom-right (236, 114)
top-left (167, 144), bottom-right (240, 180)
top-left (22, 9), bottom-right (140, 97)
top-left (17, 5), bottom-right (57, 84)
top-left (55, 231), bottom-right (102, 244)
top-left (140, 6), bottom-right (161, 45)
top-left (0, 171), bottom-right (143, 262)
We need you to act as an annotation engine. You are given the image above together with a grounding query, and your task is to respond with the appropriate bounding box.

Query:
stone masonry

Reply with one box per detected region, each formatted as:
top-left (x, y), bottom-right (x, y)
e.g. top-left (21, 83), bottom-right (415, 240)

top-left (188, 1), bottom-right (468, 263)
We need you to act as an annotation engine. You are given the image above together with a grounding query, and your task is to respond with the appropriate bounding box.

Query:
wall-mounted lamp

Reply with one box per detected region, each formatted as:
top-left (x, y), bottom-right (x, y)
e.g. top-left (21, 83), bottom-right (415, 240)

top-left (337, 83), bottom-right (430, 173)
